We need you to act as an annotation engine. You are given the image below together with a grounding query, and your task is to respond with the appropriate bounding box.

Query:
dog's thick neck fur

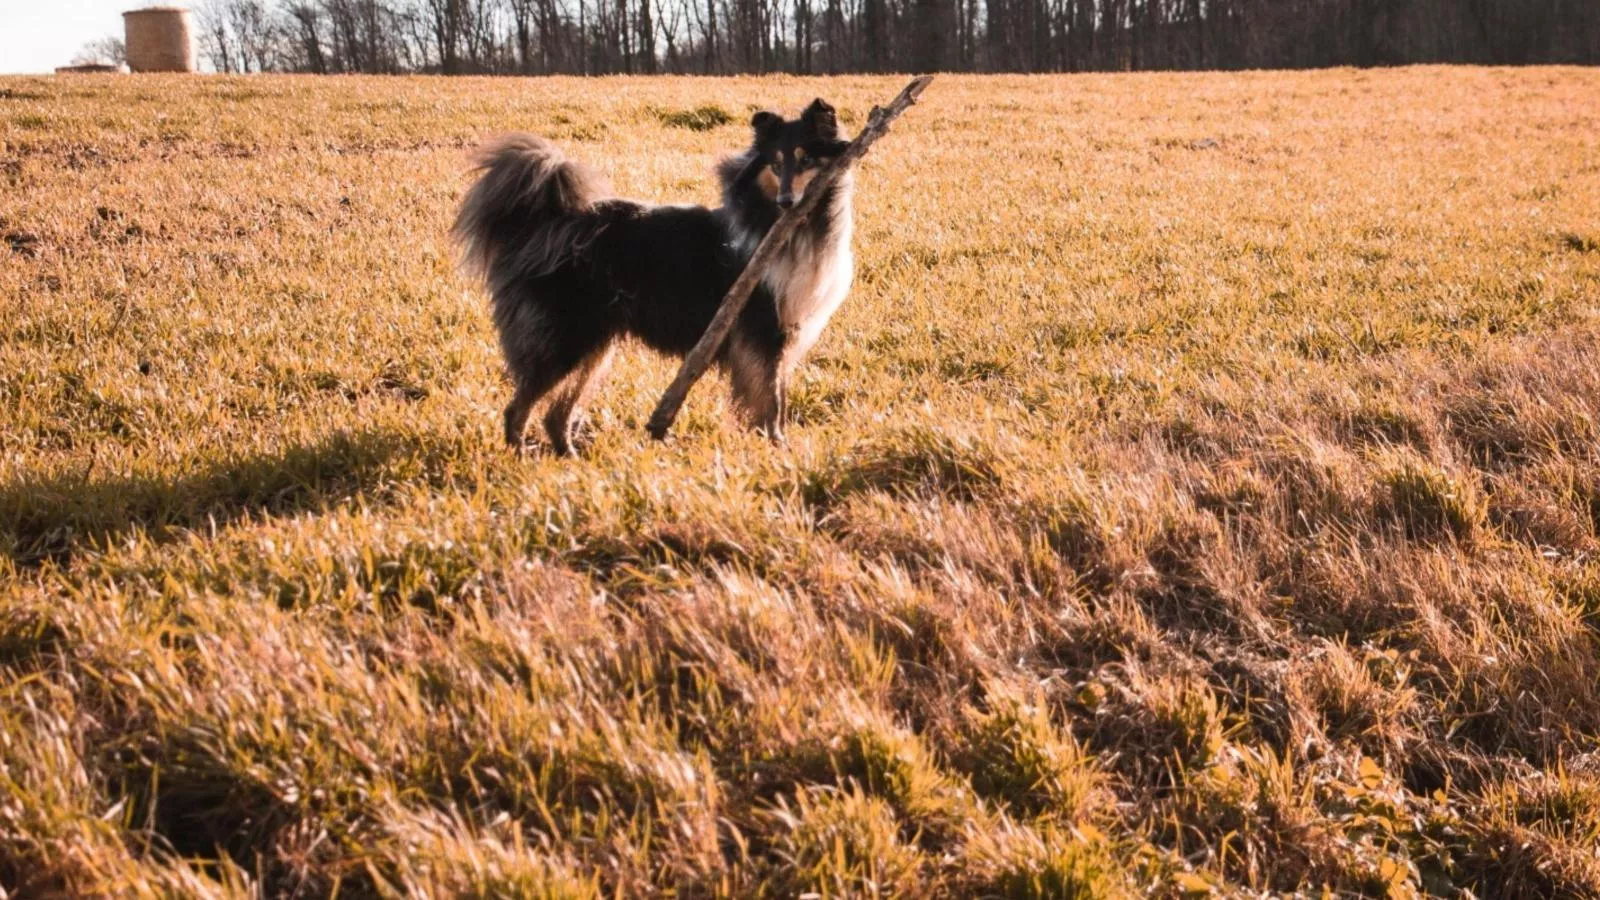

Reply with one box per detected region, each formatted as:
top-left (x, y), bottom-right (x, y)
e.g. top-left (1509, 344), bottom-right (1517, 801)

top-left (717, 149), bottom-right (856, 366)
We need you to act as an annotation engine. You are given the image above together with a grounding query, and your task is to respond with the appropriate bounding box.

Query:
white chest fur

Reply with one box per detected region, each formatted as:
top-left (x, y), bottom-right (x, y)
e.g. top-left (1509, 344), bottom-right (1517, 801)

top-left (763, 190), bottom-right (855, 367)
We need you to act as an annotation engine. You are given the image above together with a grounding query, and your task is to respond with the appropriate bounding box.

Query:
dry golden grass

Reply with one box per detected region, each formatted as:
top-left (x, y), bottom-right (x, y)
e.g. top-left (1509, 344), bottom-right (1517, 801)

top-left (3, 67), bottom-right (1600, 897)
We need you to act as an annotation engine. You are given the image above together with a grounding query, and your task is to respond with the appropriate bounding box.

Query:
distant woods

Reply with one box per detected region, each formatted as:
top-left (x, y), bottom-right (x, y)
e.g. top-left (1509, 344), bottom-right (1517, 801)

top-left (192, 0), bottom-right (1598, 74)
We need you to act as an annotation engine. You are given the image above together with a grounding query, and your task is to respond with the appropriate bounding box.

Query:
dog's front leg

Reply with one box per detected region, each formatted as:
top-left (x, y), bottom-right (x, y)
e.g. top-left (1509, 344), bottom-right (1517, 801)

top-left (728, 336), bottom-right (785, 441)
top-left (765, 371), bottom-right (788, 443)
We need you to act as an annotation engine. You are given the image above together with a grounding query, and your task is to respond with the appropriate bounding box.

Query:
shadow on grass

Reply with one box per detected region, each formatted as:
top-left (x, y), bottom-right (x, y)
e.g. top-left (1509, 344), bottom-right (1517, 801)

top-left (0, 429), bottom-right (463, 567)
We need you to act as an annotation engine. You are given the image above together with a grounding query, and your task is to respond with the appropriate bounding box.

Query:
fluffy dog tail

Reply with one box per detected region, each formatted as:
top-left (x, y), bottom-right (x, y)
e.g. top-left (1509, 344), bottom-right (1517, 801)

top-left (452, 133), bottom-right (607, 280)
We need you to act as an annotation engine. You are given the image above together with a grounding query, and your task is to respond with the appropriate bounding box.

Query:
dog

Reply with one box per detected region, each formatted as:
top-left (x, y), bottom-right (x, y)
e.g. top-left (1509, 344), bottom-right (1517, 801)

top-left (453, 98), bottom-right (855, 455)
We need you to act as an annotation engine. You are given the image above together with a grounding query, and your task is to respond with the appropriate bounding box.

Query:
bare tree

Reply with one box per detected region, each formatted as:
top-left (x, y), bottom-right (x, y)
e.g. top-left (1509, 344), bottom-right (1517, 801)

top-left (196, 0), bottom-right (241, 71)
top-left (284, 2), bottom-right (330, 72)
top-left (655, 0), bottom-right (685, 68)
top-left (160, 0), bottom-right (1600, 76)
top-left (227, 0), bottom-right (279, 71)
top-left (71, 36), bottom-right (127, 66)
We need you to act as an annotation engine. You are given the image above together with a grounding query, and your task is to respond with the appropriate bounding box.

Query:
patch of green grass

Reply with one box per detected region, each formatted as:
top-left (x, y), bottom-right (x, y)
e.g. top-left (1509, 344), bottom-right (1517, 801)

top-left (652, 103), bottom-right (734, 131)
top-left (958, 682), bottom-right (1103, 821)
top-left (802, 425), bottom-right (1010, 506)
top-left (1374, 452), bottom-right (1487, 542)
top-left (962, 822), bottom-right (1126, 899)
top-left (764, 786), bottom-right (925, 896)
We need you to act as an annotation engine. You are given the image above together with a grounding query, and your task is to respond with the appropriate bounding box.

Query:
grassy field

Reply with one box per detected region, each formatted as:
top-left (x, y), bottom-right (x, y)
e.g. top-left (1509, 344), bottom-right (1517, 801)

top-left (3, 67), bottom-right (1600, 897)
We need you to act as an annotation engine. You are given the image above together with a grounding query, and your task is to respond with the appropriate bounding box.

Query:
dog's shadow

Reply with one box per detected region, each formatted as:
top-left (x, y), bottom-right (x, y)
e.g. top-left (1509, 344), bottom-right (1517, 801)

top-left (1, 429), bottom-right (460, 568)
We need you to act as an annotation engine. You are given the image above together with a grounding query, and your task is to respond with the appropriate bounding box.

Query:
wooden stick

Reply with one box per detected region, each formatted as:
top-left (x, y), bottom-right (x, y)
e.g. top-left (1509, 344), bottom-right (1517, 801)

top-left (646, 74), bottom-right (935, 441)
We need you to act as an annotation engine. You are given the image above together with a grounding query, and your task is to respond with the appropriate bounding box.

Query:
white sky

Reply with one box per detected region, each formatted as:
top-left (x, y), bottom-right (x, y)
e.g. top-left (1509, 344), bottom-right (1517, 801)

top-left (0, 0), bottom-right (152, 74)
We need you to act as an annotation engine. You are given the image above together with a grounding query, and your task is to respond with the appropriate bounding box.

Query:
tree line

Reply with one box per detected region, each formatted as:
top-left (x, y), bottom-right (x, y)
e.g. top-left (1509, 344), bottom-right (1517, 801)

top-left (176, 0), bottom-right (1597, 74)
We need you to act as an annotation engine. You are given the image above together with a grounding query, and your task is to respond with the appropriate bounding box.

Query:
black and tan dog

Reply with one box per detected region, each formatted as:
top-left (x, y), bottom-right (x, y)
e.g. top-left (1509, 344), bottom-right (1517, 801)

top-left (454, 99), bottom-right (854, 454)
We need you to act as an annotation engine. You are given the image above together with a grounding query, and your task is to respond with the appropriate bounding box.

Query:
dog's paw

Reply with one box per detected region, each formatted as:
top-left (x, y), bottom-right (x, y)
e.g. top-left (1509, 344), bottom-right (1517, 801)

top-left (549, 416), bottom-right (601, 457)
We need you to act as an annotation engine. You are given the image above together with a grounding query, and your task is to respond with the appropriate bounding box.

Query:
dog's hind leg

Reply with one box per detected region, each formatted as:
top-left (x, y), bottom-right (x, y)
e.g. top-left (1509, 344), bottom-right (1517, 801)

top-left (543, 340), bottom-right (615, 456)
top-left (505, 374), bottom-right (558, 454)
top-left (499, 305), bottom-right (572, 453)
top-left (504, 355), bottom-right (576, 454)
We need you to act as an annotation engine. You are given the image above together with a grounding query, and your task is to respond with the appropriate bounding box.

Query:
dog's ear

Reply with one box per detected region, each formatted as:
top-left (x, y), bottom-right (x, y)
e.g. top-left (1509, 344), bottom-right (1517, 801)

top-left (802, 99), bottom-right (838, 138)
top-left (751, 111), bottom-right (782, 142)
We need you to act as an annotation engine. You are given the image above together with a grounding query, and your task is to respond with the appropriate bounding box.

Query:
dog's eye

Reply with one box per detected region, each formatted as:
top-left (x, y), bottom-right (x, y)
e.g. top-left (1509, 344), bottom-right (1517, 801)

top-left (770, 161), bottom-right (782, 173)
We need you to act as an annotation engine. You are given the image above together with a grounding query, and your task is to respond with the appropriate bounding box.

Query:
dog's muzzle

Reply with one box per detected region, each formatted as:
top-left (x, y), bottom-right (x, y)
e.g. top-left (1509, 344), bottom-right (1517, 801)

top-left (776, 194), bottom-right (795, 210)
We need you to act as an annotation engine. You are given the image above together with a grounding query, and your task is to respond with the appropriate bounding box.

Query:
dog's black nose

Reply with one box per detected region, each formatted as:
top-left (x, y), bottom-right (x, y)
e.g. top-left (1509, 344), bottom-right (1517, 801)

top-left (776, 195), bottom-right (795, 209)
